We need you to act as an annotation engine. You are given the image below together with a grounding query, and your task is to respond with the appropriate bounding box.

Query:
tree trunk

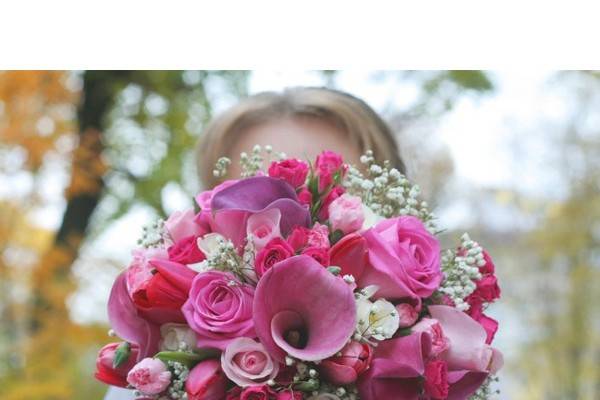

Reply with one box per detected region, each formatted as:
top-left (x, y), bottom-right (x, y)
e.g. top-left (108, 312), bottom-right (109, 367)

top-left (21, 71), bottom-right (126, 399)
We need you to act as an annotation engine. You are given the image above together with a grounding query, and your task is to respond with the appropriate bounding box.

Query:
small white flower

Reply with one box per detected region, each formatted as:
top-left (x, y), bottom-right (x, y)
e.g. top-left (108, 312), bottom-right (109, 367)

top-left (355, 285), bottom-right (400, 340)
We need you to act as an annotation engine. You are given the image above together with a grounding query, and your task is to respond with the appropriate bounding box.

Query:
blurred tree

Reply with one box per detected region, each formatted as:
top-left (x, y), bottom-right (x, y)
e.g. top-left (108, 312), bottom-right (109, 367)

top-left (0, 70), bottom-right (250, 399)
top-left (505, 72), bottom-right (600, 400)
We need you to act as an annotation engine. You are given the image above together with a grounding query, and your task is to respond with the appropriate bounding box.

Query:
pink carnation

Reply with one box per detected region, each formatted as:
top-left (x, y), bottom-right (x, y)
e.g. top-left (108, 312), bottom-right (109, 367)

top-left (423, 360), bottom-right (449, 399)
top-left (126, 358), bottom-right (171, 395)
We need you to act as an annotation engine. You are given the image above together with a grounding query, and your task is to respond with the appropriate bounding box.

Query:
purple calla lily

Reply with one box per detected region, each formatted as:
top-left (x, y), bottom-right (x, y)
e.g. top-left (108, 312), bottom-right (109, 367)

top-left (210, 176), bottom-right (311, 247)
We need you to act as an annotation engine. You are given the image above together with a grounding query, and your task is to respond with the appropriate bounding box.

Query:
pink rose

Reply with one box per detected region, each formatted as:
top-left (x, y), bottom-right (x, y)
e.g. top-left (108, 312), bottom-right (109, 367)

top-left (315, 151), bottom-right (345, 192)
top-left (297, 187), bottom-right (312, 206)
top-left (412, 318), bottom-right (449, 358)
top-left (126, 357), bottom-right (171, 395)
top-left (186, 359), bottom-right (228, 400)
top-left (221, 337), bottom-right (280, 387)
top-left (318, 186), bottom-right (345, 220)
top-left (320, 341), bottom-right (372, 385)
top-left (361, 216), bottom-right (442, 301)
top-left (423, 360), bottom-right (449, 399)
top-left (301, 246), bottom-right (330, 267)
top-left (254, 237), bottom-right (294, 277)
top-left (396, 303), bottom-right (419, 328)
top-left (328, 194), bottom-right (364, 234)
top-left (94, 342), bottom-right (139, 388)
top-left (287, 224), bottom-right (330, 252)
top-left (165, 208), bottom-right (209, 243)
top-left (247, 209), bottom-right (282, 251)
top-left (183, 271), bottom-right (255, 349)
top-left (268, 159), bottom-right (309, 188)
top-left (167, 235), bottom-right (205, 264)
top-left (240, 385), bottom-right (276, 400)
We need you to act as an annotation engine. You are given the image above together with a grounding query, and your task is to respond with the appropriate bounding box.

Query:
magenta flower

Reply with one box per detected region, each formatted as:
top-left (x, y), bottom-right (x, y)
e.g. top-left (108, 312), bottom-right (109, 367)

top-left (183, 271), bottom-right (255, 350)
top-left (361, 216), bottom-right (442, 302)
top-left (210, 176), bottom-right (311, 248)
top-left (268, 158), bottom-right (309, 188)
top-left (253, 255), bottom-right (356, 362)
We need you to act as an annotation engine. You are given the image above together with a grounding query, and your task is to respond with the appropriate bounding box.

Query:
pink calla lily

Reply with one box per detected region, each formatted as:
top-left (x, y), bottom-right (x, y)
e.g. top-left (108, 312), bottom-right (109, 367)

top-left (253, 255), bottom-right (356, 362)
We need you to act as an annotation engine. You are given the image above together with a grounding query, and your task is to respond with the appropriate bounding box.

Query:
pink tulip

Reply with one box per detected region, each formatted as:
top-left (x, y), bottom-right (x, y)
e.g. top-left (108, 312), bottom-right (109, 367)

top-left (320, 341), bottom-right (372, 385)
top-left (186, 359), bottom-right (228, 400)
top-left (329, 233), bottom-right (368, 281)
top-left (94, 342), bottom-right (139, 387)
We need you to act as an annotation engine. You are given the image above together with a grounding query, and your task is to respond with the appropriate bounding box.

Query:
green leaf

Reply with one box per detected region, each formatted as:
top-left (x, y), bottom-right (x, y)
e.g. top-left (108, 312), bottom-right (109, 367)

top-left (112, 342), bottom-right (131, 369)
top-left (396, 327), bottom-right (412, 337)
top-left (329, 229), bottom-right (344, 245)
top-left (327, 266), bottom-right (342, 276)
top-left (294, 379), bottom-right (320, 392)
top-left (154, 349), bottom-right (219, 368)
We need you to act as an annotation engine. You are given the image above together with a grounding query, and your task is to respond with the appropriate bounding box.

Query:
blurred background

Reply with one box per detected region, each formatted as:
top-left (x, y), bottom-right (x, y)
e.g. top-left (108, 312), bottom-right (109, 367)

top-left (0, 70), bottom-right (598, 399)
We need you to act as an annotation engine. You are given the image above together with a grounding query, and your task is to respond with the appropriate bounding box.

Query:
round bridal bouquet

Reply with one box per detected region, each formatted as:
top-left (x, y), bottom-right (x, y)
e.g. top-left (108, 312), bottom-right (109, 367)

top-left (95, 147), bottom-right (503, 400)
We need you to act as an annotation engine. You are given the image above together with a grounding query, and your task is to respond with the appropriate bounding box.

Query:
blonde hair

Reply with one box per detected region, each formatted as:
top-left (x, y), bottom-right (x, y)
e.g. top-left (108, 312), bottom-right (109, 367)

top-left (196, 87), bottom-right (405, 188)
